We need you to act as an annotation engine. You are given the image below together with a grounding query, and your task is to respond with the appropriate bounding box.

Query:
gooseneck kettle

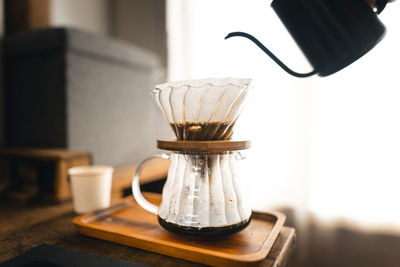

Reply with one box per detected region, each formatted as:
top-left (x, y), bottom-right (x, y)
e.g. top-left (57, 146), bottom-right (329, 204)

top-left (226, 0), bottom-right (388, 77)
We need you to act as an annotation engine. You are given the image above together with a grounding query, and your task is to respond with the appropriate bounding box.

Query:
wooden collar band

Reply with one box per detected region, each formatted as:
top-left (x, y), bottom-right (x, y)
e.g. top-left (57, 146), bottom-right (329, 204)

top-left (157, 140), bottom-right (251, 153)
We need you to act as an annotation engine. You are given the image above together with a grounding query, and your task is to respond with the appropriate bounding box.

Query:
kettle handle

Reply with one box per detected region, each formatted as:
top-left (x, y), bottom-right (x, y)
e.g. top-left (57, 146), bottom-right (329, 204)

top-left (375, 0), bottom-right (389, 14)
top-left (225, 32), bottom-right (317, 78)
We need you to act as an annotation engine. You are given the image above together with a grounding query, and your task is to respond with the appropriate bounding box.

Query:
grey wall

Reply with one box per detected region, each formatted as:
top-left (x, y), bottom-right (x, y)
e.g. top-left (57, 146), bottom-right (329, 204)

top-left (110, 0), bottom-right (167, 82)
top-left (1, 0), bottom-right (172, 157)
top-left (51, 0), bottom-right (112, 36)
top-left (65, 33), bottom-right (169, 166)
top-left (5, 27), bottom-right (172, 166)
top-left (50, 0), bottom-right (168, 76)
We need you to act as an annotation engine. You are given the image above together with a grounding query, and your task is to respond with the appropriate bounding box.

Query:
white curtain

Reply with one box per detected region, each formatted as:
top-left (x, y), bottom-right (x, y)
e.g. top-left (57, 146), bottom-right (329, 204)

top-left (167, 0), bottom-right (400, 233)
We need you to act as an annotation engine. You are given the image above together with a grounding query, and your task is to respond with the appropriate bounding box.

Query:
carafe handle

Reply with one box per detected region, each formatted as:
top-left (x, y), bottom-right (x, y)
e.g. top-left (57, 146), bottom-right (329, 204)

top-left (131, 153), bottom-right (170, 215)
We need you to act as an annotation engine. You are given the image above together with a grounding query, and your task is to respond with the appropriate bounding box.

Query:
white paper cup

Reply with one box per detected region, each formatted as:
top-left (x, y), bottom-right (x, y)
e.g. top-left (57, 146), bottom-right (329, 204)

top-left (68, 165), bottom-right (114, 214)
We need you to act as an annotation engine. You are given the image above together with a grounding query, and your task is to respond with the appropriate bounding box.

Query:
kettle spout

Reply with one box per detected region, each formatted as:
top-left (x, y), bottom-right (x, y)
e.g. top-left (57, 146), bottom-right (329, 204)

top-left (225, 32), bottom-right (240, 40)
top-left (225, 32), bottom-right (316, 78)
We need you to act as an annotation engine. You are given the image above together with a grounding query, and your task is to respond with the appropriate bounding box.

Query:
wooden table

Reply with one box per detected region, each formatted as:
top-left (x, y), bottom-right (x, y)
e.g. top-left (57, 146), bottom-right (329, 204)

top-left (0, 200), bottom-right (296, 266)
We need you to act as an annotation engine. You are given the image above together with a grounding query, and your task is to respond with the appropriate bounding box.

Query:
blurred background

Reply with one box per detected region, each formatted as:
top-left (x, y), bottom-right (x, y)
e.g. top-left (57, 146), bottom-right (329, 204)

top-left (1, 0), bottom-right (400, 266)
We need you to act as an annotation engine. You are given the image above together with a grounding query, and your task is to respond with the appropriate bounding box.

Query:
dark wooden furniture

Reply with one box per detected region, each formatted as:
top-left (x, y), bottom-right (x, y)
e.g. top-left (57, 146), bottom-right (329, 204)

top-left (5, 0), bottom-right (51, 35)
top-left (0, 197), bottom-right (296, 267)
top-left (0, 148), bottom-right (91, 203)
top-left (0, 147), bottom-right (170, 204)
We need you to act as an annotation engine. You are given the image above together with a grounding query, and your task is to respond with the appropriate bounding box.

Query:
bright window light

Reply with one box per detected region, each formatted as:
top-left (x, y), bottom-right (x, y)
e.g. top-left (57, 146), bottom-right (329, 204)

top-left (167, 0), bottom-right (400, 231)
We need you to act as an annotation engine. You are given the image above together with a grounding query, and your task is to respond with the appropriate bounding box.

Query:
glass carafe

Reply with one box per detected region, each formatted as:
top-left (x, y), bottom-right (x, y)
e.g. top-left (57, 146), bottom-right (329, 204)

top-left (132, 78), bottom-right (252, 238)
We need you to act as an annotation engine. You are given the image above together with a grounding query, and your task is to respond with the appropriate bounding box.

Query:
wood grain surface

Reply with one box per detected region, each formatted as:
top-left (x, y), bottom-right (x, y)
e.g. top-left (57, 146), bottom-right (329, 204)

top-left (1, 194), bottom-right (296, 267)
top-left (73, 193), bottom-right (286, 266)
top-left (0, 148), bottom-right (91, 161)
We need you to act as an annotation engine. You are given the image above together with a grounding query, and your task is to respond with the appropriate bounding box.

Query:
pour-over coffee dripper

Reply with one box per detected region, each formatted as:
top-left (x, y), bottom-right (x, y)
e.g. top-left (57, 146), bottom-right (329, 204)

top-left (153, 78), bottom-right (251, 141)
top-left (132, 78), bottom-right (253, 238)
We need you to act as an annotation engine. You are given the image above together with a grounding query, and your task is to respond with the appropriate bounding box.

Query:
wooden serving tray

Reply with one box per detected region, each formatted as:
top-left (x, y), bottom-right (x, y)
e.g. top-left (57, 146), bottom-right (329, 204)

top-left (73, 193), bottom-right (286, 267)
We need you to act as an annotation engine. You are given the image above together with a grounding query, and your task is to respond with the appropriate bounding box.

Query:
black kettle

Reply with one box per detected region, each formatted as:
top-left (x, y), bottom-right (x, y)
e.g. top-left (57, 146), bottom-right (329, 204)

top-left (226, 0), bottom-right (387, 77)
